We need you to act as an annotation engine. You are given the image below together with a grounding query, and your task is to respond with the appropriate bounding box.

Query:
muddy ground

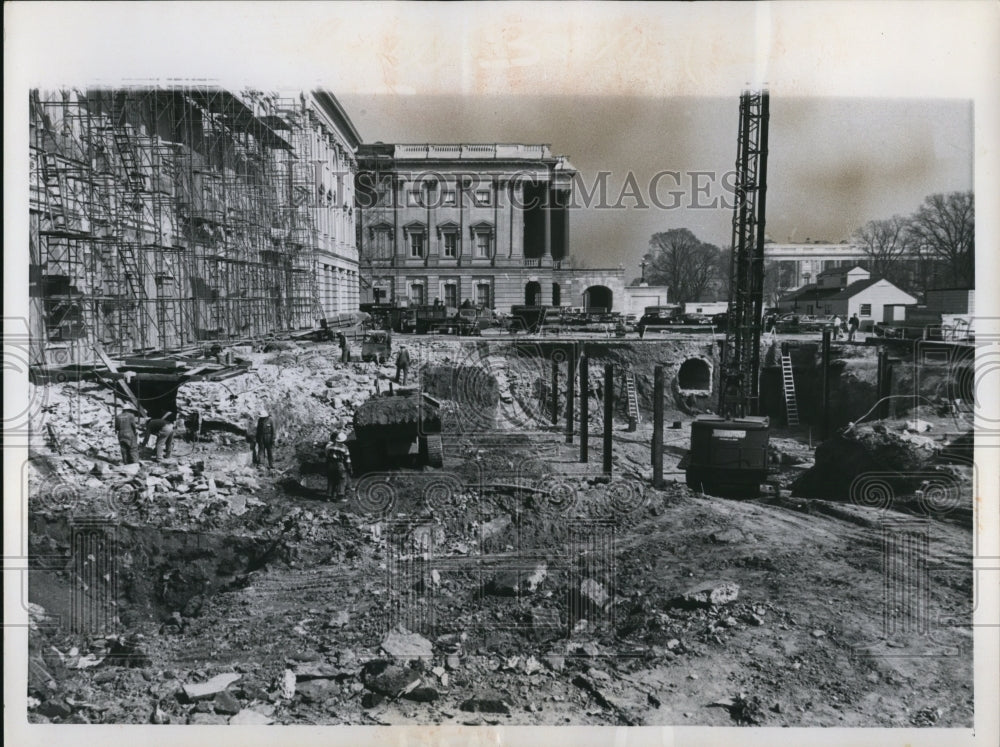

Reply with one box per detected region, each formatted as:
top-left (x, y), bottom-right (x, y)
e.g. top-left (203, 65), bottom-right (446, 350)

top-left (25, 337), bottom-right (974, 727)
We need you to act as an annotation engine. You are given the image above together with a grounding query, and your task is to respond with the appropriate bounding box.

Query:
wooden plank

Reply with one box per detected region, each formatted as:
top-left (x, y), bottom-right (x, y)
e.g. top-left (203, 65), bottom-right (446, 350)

top-left (93, 343), bottom-right (147, 417)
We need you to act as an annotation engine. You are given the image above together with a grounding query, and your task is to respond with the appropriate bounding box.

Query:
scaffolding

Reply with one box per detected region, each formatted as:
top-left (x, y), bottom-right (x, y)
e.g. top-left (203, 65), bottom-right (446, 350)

top-left (28, 86), bottom-right (330, 366)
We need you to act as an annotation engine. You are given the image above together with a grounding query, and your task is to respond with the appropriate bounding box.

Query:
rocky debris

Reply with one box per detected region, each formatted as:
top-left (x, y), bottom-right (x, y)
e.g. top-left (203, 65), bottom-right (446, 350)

top-left (380, 627), bottom-right (433, 660)
top-left (401, 685), bottom-right (439, 703)
top-left (709, 528), bottom-right (746, 544)
top-left (578, 578), bottom-right (610, 610)
top-left (459, 692), bottom-right (513, 715)
top-left (671, 580), bottom-right (740, 609)
top-left (182, 672), bottom-right (241, 701)
top-left (361, 661), bottom-right (421, 698)
top-left (213, 690), bottom-right (242, 715)
top-left (531, 607), bottom-right (563, 641)
top-left (296, 678), bottom-right (341, 703)
top-left (543, 655), bottom-right (566, 672)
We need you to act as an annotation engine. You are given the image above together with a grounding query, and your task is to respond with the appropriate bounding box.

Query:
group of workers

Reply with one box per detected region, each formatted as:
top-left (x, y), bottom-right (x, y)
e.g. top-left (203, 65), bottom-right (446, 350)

top-left (110, 331), bottom-right (404, 503)
top-left (113, 408), bottom-right (180, 465)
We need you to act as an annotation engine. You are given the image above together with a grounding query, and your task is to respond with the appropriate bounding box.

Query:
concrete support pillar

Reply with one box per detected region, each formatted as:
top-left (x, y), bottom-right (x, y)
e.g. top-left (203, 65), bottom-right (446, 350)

top-left (603, 364), bottom-right (613, 475)
top-left (652, 365), bottom-right (664, 488)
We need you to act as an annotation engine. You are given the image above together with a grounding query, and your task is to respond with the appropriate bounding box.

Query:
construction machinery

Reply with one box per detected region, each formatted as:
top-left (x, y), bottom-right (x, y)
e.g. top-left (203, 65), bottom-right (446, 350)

top-left (686, 90), bottom-right (771, 498)
top-left (361, 330), bottom-right (392, 363)
top-left (348, 389), bottom-right (444, 473)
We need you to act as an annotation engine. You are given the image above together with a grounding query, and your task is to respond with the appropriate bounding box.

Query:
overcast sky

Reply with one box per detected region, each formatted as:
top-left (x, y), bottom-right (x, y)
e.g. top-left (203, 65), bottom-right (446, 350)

top-left (339, 95), bottom-right (973, 280)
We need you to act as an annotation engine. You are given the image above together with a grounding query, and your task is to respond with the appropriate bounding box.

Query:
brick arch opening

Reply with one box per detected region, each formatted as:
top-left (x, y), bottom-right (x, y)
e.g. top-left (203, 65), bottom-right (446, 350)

top-left (678, 358), bottom-right (711, 392)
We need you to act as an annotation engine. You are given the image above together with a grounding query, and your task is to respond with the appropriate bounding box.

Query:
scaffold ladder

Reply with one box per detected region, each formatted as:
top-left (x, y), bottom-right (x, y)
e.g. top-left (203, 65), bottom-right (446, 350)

top-left (41, 153), bottom-right (67, 229)
top-left (780, 352), bottom-right (799, 426)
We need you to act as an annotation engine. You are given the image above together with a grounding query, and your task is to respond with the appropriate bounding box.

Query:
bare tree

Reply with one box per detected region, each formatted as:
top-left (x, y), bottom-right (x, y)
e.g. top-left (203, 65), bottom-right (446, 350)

top-left (907, 191), bottom-right (974, 287)
top-left (644, 229), bottom-right (723, 304)
top-left (852, 215), bottom-right (911, 285)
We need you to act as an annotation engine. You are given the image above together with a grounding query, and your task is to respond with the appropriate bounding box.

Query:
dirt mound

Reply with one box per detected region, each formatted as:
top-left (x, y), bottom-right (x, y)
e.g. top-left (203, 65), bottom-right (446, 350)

top-left (791, 422), bottom-right (942, 499)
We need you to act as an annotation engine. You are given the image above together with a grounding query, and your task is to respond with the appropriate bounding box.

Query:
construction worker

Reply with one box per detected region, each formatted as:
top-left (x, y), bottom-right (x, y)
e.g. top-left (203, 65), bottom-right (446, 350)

top-left (114, 407), bottom-right (139, 465)
top-left (848, 313), bottom-right (860, 342)
top-left (324, 431), bottom-right (352, 500)
top-left (143, 412), bottom-right (176, 461)
top-left (395, 346), bottom-right (411, 385)
top-left (339, 332), bottom-right (350, 364)
top-left (254, 410), bottom-right (275, 469)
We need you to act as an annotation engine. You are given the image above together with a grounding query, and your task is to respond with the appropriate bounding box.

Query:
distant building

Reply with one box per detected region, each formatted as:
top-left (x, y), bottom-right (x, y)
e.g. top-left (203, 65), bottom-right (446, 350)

top-left (777, 266), bottom-right (917, 323)
top-left (354, 143), bottom-right (624, 313)
top-left (623, 284), bottom-right (670, 317)
top-left (683, 301), bottom-right (728, 316)
top-left (924, 288), bottom-right (975, 315)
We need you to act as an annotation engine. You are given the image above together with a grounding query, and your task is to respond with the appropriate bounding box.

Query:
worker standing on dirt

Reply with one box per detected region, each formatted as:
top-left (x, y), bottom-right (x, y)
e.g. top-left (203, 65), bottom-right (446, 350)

top-left (848, 313), bottom-right (860, 342)
top-left (831, 314), bottom-right (842, 340)
top-left (115, 407), bottom-right (139, 465)
top-left (325, 431), bottom-right (352, 501)
top-left (339, 332), bottom-right (350, 364)
top-left (395, 346), bottom-right (411, 385)
top-left (254, 410), bottom-right (276, 469)
top-left (143, 412), bottom-right (176, 461)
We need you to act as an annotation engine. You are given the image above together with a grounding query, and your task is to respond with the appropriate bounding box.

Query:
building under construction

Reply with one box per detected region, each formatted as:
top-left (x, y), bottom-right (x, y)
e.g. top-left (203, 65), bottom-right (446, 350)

top-left (28, 88), bottom-right (361, 367)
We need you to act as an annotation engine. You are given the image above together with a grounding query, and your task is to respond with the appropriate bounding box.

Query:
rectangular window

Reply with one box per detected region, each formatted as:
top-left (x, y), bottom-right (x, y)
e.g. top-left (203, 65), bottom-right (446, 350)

top-left (410, 284), bottom-right (425, 306)
top-left (441, 189), bottom-right (456, 207)
top-left (474, 188), bottom-right (492, 206)
top-left (373, 230), bottom-right (392, 260)
top-left (409, 232), bottom-right (424, 258)
top-left (442, 233), bottom-right (457, 258)
top-left (443, 284), bottom-right (458, 308)
top-left (407, 190), bottom-right (423, 207)
top-left (859, 303), bottom-right (872, 317)
top-left (475, 232), bottom-right (491, 258)
top-left (476, 284), bottom-right (491, 308)
top-left (377, 187), bottom-right (393, 207)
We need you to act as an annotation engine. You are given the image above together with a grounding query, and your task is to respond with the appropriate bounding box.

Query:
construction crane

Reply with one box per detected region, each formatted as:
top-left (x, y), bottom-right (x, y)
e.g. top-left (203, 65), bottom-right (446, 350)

top-left (685, 89), bottom-right (771, 498)
top-left (719, 89), bottom-right (769, 417)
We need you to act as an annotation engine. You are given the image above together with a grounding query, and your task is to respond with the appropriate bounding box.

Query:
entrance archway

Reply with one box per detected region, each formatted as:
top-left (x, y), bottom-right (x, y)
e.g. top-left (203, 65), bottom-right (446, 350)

top-left (525, 281), bottom-right (541, 306)
top-left (678, 358), bottom-right (711, 391)
top-left (583, 285), bottom-right (613, 312)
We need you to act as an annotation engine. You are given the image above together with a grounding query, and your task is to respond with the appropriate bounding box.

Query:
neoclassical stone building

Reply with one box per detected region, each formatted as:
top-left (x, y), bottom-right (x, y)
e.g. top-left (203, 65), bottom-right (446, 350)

top-left (355, 143), bottom-right (624, 313)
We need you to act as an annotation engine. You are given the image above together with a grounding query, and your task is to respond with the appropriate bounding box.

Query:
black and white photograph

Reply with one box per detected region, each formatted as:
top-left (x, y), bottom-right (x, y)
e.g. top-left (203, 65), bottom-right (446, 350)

top-left (5, 2), bottom-right (999, 745)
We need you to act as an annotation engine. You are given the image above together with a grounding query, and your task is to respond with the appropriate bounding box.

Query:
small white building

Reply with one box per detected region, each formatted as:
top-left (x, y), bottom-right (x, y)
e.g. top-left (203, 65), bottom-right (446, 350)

top-left (623, 284), bottom-right (670, 317)
top-left (827, 276), bottom-right (918, 324)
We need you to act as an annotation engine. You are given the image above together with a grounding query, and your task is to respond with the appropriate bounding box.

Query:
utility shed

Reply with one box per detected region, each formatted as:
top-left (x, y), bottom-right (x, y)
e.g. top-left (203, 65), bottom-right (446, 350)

top-left (826, 278), bottom-right (918, 324)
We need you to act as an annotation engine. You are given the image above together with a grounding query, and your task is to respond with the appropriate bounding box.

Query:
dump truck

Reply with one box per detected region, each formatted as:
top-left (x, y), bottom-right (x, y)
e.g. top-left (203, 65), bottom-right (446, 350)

top-left (347, 388), bottom-right (444, 473)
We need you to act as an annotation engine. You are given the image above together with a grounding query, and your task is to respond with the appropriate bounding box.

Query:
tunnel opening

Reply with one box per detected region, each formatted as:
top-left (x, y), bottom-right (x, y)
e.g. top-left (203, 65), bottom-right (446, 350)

top-left (678, 358), bottom-right (711, 392)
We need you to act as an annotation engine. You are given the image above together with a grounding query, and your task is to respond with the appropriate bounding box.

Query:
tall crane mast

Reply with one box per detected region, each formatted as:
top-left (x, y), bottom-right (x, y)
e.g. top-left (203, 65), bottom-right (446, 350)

top-left (719, 89), bottom-right (770, 418)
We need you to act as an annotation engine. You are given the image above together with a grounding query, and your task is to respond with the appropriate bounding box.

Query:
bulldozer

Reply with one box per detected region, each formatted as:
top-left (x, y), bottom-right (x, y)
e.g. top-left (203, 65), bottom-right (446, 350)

top-left (347, 387), bottom-right (444, 474)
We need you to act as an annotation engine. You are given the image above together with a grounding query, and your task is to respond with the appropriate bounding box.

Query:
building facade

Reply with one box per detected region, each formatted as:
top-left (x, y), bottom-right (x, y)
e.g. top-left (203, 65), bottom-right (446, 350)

top-left (28, 87), bottom-right (360, 366)
top-left (355, 143), bottom-right (624, 313)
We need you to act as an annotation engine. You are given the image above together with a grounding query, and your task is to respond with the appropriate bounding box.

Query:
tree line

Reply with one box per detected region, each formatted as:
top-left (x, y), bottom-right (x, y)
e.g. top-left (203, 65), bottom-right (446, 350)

top-left (635, 191), bottom-right (974, 304)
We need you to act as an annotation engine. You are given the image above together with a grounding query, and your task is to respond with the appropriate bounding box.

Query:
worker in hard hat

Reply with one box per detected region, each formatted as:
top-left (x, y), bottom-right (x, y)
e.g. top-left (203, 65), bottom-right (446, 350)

top-left (254, 410), bottom-right (276, 469)
top-left (142, 411), bottom-right (176, 461)
top-left (324, 430), bottom-right (352, 501)
top-left (114, 407), bottom-right (140, 465)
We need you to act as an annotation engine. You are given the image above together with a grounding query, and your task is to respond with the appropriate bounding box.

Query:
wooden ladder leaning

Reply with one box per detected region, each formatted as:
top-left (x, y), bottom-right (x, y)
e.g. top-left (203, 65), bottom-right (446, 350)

top-left (624, 370), bottom-right (640, 432)
top-left (780, 352), bottom-right (799, 426)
